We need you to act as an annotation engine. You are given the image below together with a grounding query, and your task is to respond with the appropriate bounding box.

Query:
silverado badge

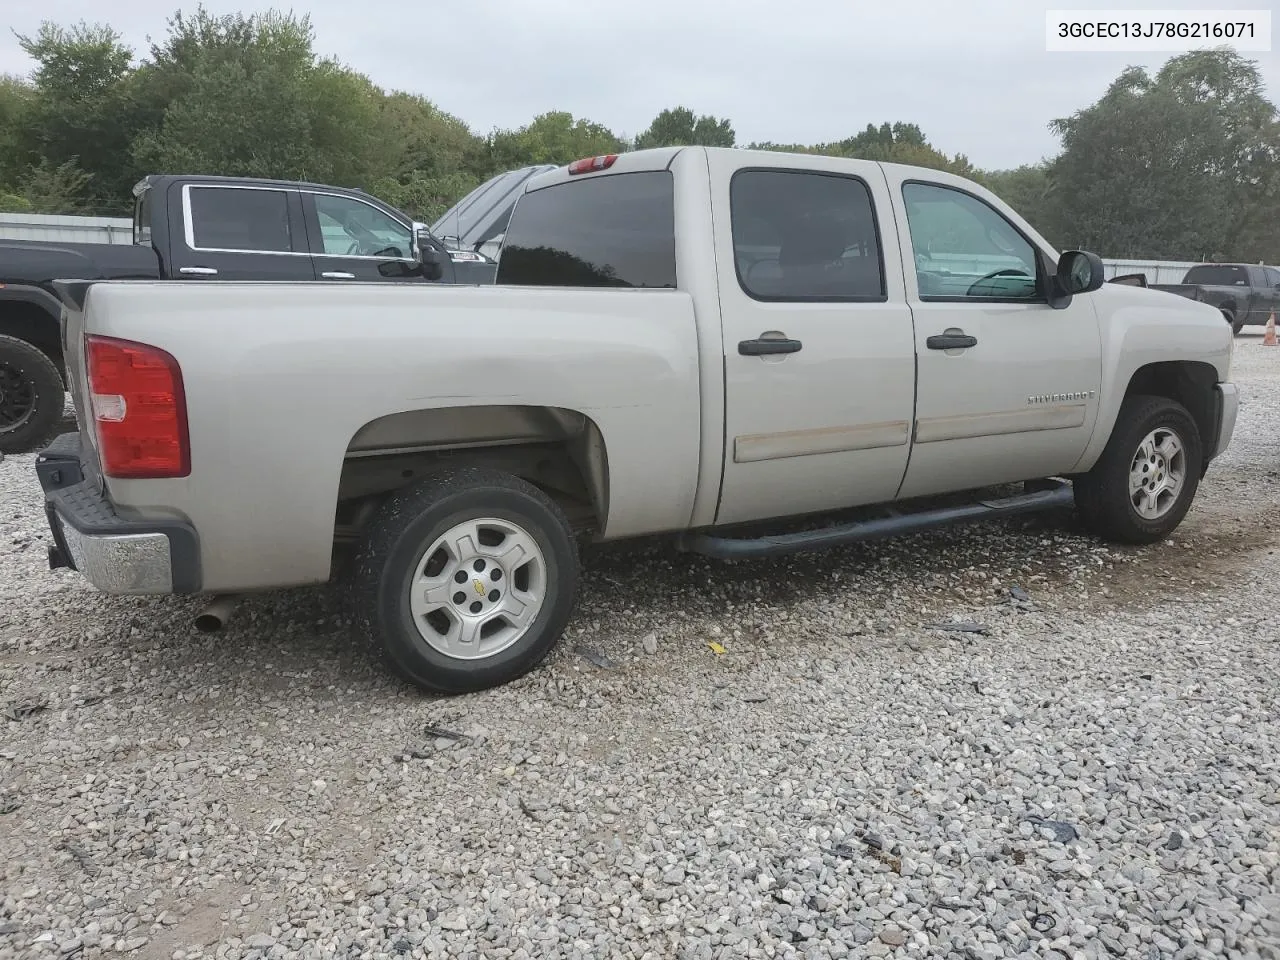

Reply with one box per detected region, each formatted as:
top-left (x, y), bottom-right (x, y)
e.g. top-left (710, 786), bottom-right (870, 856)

top-left (1028, 390), bottom-right (1096, 403)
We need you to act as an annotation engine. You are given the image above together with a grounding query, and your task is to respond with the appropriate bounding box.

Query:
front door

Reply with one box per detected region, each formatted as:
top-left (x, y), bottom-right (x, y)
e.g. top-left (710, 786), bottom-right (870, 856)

top-left (710, 153), bottom-right (917, 527)
top-left (301, 191), bottom-right (425, 283)
top-left (883, 173), bottom-right (1103, 500)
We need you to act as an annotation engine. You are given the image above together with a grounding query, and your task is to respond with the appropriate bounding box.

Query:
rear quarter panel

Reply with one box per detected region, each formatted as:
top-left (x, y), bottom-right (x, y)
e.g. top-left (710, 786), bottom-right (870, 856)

top-left (79, 281), bottom-right (703, 592)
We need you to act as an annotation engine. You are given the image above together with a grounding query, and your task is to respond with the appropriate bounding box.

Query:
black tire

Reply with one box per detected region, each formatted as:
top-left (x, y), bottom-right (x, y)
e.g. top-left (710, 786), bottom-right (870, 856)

top-left (1074, 394), bottom-right (1202, 545)
top-left (0, 334), bottom-right (64, 455)
top-left (351, 466), bottom-right (580, 694)
top-left (1223, 310), bottom-right (1244, 336)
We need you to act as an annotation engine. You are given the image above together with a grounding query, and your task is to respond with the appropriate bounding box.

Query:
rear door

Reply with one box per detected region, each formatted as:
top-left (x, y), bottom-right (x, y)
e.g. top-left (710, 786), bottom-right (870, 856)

top-left (168, 182), bottom-right (313, 280)
top-left (708, 152), bottom-right (918, 526)
top-left (299, 190), bottom-right (425, 283)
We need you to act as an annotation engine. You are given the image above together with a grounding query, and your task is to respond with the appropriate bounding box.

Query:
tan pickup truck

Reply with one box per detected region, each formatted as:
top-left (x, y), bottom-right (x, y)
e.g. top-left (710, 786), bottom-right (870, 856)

top-left (36, 146), bottom-right (1237, 693)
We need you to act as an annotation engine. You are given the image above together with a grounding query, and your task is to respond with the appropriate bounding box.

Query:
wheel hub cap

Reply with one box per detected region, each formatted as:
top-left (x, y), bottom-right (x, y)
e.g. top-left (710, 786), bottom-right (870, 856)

top-left (0, 362), bottom-right (37, 433)
top-left (409, 517), bottom-right (546, 661)
top-left (1128, 427), bottom-right (1186, 521)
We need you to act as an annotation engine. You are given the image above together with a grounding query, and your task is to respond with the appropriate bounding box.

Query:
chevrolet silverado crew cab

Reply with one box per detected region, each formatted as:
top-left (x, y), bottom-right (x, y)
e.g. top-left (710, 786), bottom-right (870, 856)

top-left (0, 174), bottom-right (491, 455)
top-left (35, 146), bottom-right (1238, 694)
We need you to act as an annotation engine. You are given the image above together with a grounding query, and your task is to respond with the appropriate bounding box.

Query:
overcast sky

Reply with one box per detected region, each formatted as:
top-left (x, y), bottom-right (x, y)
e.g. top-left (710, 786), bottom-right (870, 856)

top-left (1, 0), bottom-right (1276, 170)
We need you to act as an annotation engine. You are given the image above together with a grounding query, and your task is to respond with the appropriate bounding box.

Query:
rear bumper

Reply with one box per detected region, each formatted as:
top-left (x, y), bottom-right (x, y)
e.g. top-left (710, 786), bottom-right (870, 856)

top-left (36, 432), bottom-right (200, 594)
top-left (1210, 381), bottom-right (1239, 461)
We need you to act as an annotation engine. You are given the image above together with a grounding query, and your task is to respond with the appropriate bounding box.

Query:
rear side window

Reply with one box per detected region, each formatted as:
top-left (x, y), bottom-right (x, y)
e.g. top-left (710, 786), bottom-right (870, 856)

top-left (496, 172), bottom-right (676, 288)
top-left (1183, 264), bottom-right (1249, 286)
top-left (188, 187), bottom-right (294, 253)
top-left (731, 170), bottom-right (885, 301)
top-left (1263, 266), bottom-right (1280, 287)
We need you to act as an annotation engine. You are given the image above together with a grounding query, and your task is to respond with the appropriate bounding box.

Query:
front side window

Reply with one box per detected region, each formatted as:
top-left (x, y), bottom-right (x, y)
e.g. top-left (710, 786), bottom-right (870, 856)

top-left (496, 172), bottom-right (676, 288)
top-left (902, 182), bottom-right (1040, 300)
top-left (314, 194), bottom-right (411, 258)
top-left (1260, 266), bottom-right (1280, 287)
top-left (731, 169), bottom-right (885, 301)
top-left (188, 187), bottom-right (293, 253)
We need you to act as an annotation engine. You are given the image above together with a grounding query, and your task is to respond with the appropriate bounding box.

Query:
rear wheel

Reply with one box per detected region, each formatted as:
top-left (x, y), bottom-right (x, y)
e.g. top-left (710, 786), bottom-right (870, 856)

top-left (1074, 394), bottom-right (1202, 545)
top-left (0, 334), bottom-right (64, 455)
top-left (1223, 309), bottom-right (1244, 335)
top-left (352, 467), bottom-right (580, 694)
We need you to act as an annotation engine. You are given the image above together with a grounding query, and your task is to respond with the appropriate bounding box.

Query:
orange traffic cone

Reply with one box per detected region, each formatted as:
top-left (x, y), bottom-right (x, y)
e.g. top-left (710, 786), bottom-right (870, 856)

top-left (1264, 310), bottom-right (1278, 347)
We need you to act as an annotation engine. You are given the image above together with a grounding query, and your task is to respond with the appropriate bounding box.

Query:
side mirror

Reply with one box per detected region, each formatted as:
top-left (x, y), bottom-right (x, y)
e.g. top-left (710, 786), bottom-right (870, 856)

top-left (410, 222), bottom-right (445, 281)
top-left (1056, 250), bottom-right (1105, 295)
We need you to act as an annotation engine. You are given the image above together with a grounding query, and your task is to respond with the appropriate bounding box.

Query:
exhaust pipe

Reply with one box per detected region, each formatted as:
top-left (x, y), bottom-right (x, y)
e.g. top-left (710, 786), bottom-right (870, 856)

top-left (194, 594), bottom-right (240, 633)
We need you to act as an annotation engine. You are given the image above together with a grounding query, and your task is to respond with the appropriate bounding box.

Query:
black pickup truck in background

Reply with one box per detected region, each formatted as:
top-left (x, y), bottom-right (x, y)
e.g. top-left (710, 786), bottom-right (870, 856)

top-left (1150, 262), bottom-right (1280, 335)
top-left (0, 174), bottom-right (495, 454)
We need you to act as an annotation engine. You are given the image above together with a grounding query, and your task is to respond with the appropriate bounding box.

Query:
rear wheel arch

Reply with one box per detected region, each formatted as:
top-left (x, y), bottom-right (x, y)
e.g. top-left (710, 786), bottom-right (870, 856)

top-left (335, 404), bottom-right (611, 546)
top-left (0, 292), bottom-right (65, 377)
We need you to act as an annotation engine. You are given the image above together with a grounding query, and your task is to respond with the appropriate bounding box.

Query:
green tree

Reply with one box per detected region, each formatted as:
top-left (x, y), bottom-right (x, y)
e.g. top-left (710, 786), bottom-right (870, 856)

top-left (748, 122), bottom-right (973, 176)
top-left (1048, 49), bottom-right (1279, 261)
top-left (486, 111), bottom-right (624, 170)
top-left (13, 21), bottom-right (138, 210)
top-left (14, 158), bottom-right (95, 213)
top-left (130, 8), bottom-right (376, 183)
top-left (367, 91), bottom-right (487, 220)
top-left (830, 122), bottom-right (975, 175)
top-left (634, 106), bottom-right (735, 149)
top-left (0, 75), bottom-right (34, 191)
top-left (979, 164), bottom-right (1059, 241)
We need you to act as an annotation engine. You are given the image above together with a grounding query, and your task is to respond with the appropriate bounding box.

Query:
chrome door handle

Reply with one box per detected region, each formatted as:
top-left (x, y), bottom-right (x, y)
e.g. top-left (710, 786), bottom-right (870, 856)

top-left (321, 271), bottom-right (356, 279)
top-left (179, 266), bottom-right (218, 276)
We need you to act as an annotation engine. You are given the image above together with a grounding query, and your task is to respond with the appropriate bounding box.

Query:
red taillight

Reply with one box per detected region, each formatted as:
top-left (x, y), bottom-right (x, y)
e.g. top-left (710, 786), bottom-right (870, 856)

top-left (567, 154), bottom-right (618, 175)
top-left (85, 335), bottom-right (190, 479)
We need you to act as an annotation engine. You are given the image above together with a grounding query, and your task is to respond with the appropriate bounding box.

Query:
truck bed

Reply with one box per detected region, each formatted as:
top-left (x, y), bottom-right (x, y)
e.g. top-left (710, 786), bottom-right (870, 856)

top-left (0, 240), bottom-right (160, 285)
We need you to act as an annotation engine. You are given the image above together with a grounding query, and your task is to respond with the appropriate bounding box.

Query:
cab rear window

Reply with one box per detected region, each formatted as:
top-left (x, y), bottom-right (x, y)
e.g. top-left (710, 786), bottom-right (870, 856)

top-left (1183, 264), bottom-right (1248, 286)
top-left (496, 172), bottom-right (676, 289)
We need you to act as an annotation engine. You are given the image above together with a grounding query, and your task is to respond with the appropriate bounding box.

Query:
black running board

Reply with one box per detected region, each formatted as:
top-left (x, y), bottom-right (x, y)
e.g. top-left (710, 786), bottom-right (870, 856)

top-left (675, 480), bottom-right (1076, 560)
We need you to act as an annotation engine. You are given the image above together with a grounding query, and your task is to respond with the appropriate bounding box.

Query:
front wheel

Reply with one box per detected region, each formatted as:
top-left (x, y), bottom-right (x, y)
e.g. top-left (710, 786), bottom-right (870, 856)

top-left (1073, 394), bottom-right (1202, 545)
top-left (352, 467), bottom-right (580, 694)
top-left (1223, 310), bottom-right (1244, 336)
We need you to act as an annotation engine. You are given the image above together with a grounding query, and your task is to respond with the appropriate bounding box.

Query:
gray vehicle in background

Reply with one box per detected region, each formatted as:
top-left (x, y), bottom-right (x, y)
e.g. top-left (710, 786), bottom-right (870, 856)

top-left (1150, 262), bottom-right (1280, 335)
top-left (431, 165), bottom-right (558, 261)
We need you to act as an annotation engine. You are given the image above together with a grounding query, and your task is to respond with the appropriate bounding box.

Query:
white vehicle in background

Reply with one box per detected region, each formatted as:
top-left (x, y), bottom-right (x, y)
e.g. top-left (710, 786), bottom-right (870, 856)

top-left (36, 146), bottom-right (1236, 694)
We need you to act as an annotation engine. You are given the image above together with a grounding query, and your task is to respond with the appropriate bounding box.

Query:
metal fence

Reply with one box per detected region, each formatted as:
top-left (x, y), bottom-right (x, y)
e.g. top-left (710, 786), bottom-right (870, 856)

top-left (0, 212), bottom-right (133, 245)
top-left (1100, 259), bottom-right (1200, 285)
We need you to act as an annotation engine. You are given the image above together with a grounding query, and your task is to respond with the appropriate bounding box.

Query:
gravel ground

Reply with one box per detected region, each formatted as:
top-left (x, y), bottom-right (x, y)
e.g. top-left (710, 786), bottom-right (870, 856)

top-left (2, 334), bottom-right (1278, 960)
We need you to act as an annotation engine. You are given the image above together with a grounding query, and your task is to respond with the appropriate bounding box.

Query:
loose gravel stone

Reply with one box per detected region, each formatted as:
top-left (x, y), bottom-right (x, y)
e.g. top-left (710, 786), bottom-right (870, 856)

top-left (1, 341), bottom-right (1278, 959)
